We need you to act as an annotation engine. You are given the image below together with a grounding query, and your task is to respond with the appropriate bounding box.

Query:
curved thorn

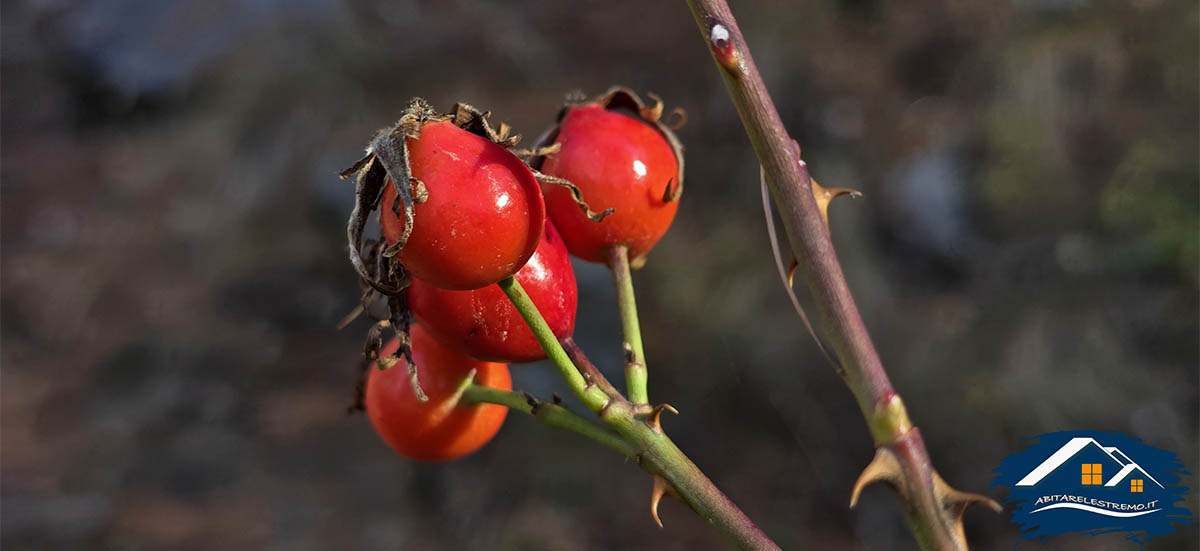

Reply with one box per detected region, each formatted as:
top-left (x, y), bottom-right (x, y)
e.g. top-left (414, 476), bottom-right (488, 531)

top-left (650, 475), bottom-right (680, 528)
top-left (932, 471), bottom-right (1003, 547)
top-left (810, 175), bottom-right (861, 225)
top-left (850, 447), bottom-right (903, 508)
top-left (646, 403), bottom-right (680, 434)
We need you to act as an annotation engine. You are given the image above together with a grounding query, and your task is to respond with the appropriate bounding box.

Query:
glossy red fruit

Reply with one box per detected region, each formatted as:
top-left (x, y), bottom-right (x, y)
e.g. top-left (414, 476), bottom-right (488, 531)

top-left (380, 120), bottom-right (546, 290)
top-left (365, 325), bottom-right (511, 462)
top-left (540, 105), bottom-right (680, 263)
top-left (409, 220), bottom-right (577, 363)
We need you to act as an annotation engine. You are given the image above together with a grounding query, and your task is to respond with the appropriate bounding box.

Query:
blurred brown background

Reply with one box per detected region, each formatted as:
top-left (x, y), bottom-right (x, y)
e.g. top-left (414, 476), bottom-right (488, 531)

top-left (2, 1), bottom-right (1197, 549)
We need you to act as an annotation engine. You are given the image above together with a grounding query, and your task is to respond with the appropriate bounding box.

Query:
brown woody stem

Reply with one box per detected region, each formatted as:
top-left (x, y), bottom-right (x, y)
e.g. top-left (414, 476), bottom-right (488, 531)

top-left (684, 1), bottom-right (985, 549)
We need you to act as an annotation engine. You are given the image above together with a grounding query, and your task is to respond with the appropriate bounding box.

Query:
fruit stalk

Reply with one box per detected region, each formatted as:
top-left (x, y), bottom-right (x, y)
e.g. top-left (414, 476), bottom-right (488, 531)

top-left (497, 277), bottom-right (611, 413)
top-left (461, 384), bottom-right (635, 456)
top-left (499, 276), bottom-right (780, 551)
top-left (607, 245), bottom-right (649, 405)
top-left (683, 0), bottom-right (992, 548)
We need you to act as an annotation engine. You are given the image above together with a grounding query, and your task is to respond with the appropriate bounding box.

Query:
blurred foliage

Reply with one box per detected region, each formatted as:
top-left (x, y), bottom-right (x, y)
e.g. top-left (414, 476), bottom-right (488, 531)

top-left (2, 0), bottom-right (1196, 549)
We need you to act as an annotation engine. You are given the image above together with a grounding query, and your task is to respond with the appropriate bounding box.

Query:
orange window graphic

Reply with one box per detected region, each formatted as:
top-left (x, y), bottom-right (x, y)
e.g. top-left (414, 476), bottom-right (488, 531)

top-left (1081, 463), bottom-right (1103, 485)
top-left (1131, 479), bottom-right (1143, 493)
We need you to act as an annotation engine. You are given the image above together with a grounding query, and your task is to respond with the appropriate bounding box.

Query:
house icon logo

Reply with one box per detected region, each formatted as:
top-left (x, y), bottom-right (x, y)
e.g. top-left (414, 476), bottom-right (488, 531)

top-left (992, 431), bottom-right (1193, 544)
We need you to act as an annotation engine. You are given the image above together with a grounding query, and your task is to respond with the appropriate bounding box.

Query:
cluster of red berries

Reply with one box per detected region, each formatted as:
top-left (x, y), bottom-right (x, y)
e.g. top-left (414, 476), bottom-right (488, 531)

top-left (344, 88), bottom-right (684, 461)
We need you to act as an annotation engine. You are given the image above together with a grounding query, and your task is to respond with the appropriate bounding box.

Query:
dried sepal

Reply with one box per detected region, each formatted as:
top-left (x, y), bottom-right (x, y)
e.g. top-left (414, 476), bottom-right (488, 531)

top-left (344, 158), bottom-right (403, 296)
top-left (665, 107), bottom-right (687, 130)
top-left (347, 319), bottom-right (394, 412)
top-left (341, 98), bottom-right (533, 404)
top-left (639, 93), bottom-right (665, 122)
top-left (510, 142), bottom-right (561, 158)
top-left (525, 86), bottom-right (686, 204)
top-left (363, 320), bottom-right (391, 362)
top-left (387, 293), bottom-right (426, 402)
top-left (411, 178), bottom-right (428, 204)
top-left (453, 103), bottom-right (522, 148)
top-left (532, 170), bottom-right (614, 222)
top-left (375, 355), bottom-right (400, 370)
top-left (592, 86), bottom-right (686, 203)
top-left (341, 97), bottom-right (519, 296)
top-left (660, 178), bottom-right (679, 203)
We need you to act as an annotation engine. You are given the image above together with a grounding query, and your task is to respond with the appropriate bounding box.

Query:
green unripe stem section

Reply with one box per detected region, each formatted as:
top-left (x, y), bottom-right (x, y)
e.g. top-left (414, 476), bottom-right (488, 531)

top-left (461, 384), bottom-right (635, 457)
top-left (497, 277), bottom-right (610, 412)
top-left (606, 245), bottom-right (649, 405)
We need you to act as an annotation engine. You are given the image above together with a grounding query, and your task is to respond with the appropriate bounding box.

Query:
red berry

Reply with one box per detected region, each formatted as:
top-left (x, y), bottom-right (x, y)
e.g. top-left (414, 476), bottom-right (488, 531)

top-left (541, 105), bottom-right (680, 263)
top-left (381, 120), bottom-right (546, 290)
top-left (409, 220), bottom-right (577, 363)
top-left (365, 325), bottom-right (511, 461)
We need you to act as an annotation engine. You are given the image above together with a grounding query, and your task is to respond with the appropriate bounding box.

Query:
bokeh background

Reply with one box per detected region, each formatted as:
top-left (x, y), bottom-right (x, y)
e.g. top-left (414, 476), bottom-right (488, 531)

top-left (3, 1), bottom-right (1197, 549)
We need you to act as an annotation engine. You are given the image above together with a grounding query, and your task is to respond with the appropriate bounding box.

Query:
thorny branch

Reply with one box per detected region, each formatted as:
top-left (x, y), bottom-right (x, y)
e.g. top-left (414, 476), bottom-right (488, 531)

top-left (684, 0), bottom-right (999, 548)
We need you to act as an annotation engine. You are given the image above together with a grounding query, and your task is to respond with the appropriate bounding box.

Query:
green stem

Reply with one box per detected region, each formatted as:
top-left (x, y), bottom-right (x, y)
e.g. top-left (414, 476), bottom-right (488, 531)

top-left (606, 245), bottom-right (649, 405)
top-left (500, 275), bottom-right (780, 551)
top-left (497, 277), bottom-right (611, 412)
top-left (461, 384), bottom-right (635, 457)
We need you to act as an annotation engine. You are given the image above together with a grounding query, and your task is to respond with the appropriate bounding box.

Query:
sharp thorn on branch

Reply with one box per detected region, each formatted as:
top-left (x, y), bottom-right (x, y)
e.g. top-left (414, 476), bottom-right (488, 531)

top-left (651, 474), bottom-right (682, 528)
top-left (646, 403), bottom-right (679, 434)
top-left (849, 447), bottom-right (903, 509)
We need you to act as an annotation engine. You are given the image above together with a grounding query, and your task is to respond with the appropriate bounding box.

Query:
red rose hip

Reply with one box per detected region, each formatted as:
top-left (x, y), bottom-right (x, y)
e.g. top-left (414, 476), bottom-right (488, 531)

top-left (409, 220), bottom-right (577, 363)
top-left (541, 104), bottom-right (681, 263)
top-left (380, 120), bottom-right (545, 290)
top-left (365, 324), bottom-right (511, 462)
